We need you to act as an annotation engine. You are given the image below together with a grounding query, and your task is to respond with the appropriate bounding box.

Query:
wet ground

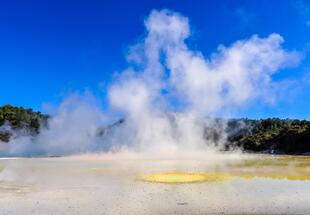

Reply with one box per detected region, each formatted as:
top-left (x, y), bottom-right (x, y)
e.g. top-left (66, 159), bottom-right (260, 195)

top-left (0, 154), bottom-right (309, 215)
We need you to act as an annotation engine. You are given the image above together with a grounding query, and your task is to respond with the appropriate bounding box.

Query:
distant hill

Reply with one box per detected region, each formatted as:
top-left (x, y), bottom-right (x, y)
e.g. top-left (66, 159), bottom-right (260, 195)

top-left (0, 105), bottom-right (309, 155)
top-left (0, 105), bottom-right (49, 142)
top-left (226, 118), bottom-right (310, 155)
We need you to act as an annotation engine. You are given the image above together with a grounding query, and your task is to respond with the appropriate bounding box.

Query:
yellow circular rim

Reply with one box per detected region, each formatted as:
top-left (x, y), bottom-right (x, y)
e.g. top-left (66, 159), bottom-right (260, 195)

top-left (141, 172), bottom-right (230, 183)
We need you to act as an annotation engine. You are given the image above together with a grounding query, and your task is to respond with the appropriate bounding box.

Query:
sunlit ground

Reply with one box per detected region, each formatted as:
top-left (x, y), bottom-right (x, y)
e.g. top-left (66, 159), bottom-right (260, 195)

top-left (0, 154), bottom-right (309, 214)
top-left (142, 172), bottom-right (231, 183)
top-left (141, 155), bottom-right (310, 183)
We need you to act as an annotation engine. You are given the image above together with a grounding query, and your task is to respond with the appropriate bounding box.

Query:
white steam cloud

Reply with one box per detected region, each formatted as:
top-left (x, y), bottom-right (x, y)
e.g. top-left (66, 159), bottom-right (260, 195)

top-left (0, 9), bottom-right (300, 157)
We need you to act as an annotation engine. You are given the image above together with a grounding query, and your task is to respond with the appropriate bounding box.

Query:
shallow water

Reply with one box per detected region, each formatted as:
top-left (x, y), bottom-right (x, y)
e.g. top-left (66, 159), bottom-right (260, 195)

top-left (0, 154), bottom-right (309, 215)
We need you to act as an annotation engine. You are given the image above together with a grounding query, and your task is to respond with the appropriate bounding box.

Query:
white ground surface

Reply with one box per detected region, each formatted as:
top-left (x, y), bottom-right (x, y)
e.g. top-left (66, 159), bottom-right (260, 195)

top-left (0, 157), bottom-right (309, 215)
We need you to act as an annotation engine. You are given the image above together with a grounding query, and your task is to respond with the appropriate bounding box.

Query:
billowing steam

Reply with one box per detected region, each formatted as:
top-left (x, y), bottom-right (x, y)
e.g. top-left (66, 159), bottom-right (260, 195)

top-left (0, 9), bottom-right (300, 157)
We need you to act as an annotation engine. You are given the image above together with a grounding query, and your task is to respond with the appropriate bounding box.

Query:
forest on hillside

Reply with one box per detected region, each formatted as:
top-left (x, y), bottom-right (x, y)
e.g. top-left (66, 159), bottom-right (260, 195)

top-left (0, 105), bottom-right (309, 155)
top-left (0, 105), bottom-right (48, 142)
top-left (226, 118), bottom-right (310, 154)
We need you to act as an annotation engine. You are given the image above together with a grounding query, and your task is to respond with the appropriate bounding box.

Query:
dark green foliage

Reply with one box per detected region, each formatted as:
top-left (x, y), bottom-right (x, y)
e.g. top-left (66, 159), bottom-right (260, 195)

top-left (0, 104), bottom-right (309, 155)
top-left (0, 131), bottom-right (11, 143)
top-left (230, 118), bottom-right (310, 154)
top-left (0, 105), bottom-right (49, 142)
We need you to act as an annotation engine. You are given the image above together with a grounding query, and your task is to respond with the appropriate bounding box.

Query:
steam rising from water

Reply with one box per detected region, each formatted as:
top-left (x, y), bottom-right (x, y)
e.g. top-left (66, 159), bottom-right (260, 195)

top-left (0, 9), bottom-right (300, 157)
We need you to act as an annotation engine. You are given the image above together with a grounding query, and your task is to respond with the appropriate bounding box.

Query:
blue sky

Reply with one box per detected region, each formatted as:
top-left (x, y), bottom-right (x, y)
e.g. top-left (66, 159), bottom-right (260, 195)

top-left (1, 0), bottom-right (310, 119)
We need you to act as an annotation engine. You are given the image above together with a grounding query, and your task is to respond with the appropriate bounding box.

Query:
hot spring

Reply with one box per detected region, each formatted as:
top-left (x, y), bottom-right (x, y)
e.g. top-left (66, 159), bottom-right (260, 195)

top-left (0, 8), bottom-right (308, 215)
top-left (0, 154), bottom-right (309, 215)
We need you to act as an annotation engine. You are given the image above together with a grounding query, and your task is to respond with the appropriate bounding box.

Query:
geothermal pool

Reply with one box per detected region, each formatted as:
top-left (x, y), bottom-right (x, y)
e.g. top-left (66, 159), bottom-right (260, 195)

top-left (0, 155), bottom-right (309, 215)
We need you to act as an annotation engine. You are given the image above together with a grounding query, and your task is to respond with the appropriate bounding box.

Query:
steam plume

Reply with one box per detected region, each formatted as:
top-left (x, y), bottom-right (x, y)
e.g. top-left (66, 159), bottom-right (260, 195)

top-left (0, 9), bottom-right (300, 157)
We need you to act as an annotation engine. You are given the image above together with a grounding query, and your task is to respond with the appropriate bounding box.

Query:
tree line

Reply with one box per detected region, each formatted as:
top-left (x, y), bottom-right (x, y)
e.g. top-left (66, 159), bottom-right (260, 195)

top-left (0, 105), bottom-right (309, 154)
